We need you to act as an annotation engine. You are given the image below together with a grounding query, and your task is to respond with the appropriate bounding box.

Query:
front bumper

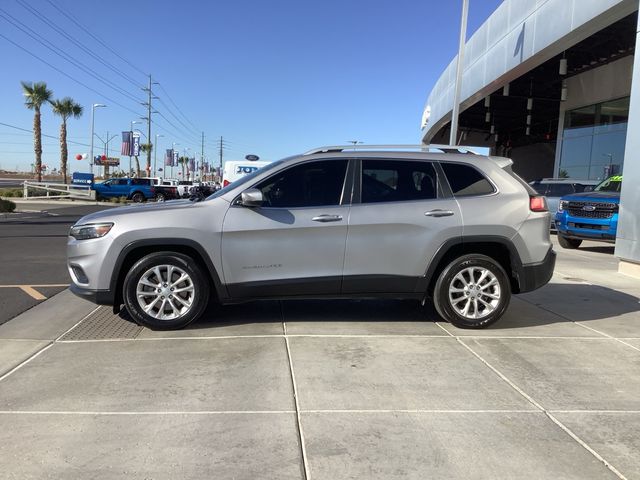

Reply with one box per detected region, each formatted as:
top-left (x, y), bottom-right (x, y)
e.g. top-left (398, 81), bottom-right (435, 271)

top-left (517, 247), bottom-right (556, 293)
top-left (69, 283), bottom-right (115, 305)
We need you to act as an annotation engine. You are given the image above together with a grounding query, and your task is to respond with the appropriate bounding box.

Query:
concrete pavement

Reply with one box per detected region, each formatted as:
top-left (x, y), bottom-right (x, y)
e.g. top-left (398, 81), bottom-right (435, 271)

top-left (0, 238), bottom-right (638, 479)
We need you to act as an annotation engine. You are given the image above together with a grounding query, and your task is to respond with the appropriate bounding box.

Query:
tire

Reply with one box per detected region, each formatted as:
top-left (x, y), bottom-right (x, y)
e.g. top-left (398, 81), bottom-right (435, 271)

top-left (131, 191), bottom-right (144, 203)
top-left (155, 192), bottom-right (166, 202)
top-left (432, 254), bottom-right (511, 329)
top-left (558, 234), bottom-right (582, 249)
top-left (123, 252), bottom-right (210, 330)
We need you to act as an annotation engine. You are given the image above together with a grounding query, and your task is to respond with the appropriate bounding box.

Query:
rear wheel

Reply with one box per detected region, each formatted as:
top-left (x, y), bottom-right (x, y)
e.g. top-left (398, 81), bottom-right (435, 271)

top-left (433, 254), bottom-right (511, 329)
top-left (131, 191), bottom-right (145, 203)
top-left (558, 234), bottom-right (582, 249)
top-left (155, 192), bottom-right (166, 202)
top-left (123, 252), bottom-right (210, 329)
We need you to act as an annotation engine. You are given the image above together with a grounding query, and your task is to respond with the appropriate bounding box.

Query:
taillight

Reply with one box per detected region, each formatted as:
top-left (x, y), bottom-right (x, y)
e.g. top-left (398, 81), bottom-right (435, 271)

top-left (223, 180), bottom-right (230, 187)
top-left (529, 195), bottom-right (548, 212)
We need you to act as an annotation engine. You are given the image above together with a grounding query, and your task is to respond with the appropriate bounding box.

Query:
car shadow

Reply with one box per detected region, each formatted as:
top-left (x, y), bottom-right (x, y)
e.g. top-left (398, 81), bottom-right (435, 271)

top-left (116, 283), bottom-right (639, 332)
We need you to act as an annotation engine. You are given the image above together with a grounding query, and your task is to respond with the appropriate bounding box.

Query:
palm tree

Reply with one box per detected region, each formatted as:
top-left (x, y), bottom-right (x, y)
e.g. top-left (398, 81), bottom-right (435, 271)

top-left (21, 81), bottom-right (53, 182)
top-left (139, 143), bottom-right (153, 177)
top-left (51, 97), bottom-right (83, 184)
top-left (178, 156), bottom-right (188, 178)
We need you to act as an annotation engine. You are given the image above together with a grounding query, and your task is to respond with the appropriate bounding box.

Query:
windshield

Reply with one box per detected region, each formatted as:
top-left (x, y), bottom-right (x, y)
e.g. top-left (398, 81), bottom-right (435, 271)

top-left (206, 157), bottom-right (290, 200)
top-left (594, 175), bottom-right (622, 192)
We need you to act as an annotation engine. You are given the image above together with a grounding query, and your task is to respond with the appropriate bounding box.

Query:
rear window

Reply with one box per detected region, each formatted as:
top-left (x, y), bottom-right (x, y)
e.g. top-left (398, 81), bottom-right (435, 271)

top-left (547, 184), bottom-right (574, 196)
top-left (441, 163), bottom-right (495, 196)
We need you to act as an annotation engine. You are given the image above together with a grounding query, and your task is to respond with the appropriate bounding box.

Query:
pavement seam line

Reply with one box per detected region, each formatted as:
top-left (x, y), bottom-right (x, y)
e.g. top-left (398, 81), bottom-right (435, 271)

top-left (457, 338), bottom-right (628, 480)
top-left (0, 305), bottom-right (100, 384)
top-left (0, 342), bottom-right (54, 384)
top-left (517, 295), bottom-right (613, 339)
top-left (573, 322), bottom-right (640, 353)
top-left (282, 317), bottom-right (311, 480)
top-left (0, 410), bottom-right (296, 415)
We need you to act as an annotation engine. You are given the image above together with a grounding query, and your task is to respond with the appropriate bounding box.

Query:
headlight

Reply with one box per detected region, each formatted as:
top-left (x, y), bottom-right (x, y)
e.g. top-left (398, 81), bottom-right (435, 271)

top-left (558, 200), bottom-right (568, 212)
top-left (69, 223), bottom-right (113, 240)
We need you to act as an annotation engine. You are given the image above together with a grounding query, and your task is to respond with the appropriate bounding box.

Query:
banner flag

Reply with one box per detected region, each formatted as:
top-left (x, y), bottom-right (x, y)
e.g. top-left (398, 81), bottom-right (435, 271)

top-left (132, 131), bottom-right (141, 157)
top-left (121, 131), bottom-right (132, 156)
top-left (189, 158), bottom-right (196, 171)
top-left (165, 149), bottom-right (173, 166)
top-left (173, 150), bottom-right (179, 166)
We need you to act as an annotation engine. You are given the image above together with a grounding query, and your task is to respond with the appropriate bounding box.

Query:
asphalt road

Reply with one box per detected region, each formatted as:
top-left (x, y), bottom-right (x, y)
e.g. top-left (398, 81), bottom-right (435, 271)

top-left (0, 203), bottom-right (113, 325)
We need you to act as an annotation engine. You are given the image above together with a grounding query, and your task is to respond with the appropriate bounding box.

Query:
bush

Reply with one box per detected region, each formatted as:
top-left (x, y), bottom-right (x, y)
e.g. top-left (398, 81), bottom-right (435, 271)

top-left (0, 199), bottom-right (16, 213)
top-left (0, 188), bottom-right (23, 198)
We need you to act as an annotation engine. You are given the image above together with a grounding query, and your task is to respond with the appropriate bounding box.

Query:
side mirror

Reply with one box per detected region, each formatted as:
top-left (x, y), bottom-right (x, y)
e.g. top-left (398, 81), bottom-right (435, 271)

top-left (583, 186), bottom-right (594, 192)
top-left (240, 188), bottom-right (264, 207)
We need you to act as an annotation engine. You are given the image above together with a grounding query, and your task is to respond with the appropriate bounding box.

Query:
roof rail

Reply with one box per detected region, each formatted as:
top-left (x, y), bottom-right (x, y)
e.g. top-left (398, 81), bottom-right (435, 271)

top-left (303, 144), bottom-right (481, 155)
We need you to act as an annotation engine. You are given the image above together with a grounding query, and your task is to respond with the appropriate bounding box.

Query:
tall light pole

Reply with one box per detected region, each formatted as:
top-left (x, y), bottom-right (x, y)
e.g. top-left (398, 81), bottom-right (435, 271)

top-left (154, 134), bottom-right (164, 178)
top-left (89, 103), bottom-right (106, 175)
top-left (450, 0), bottom-right (469, 146)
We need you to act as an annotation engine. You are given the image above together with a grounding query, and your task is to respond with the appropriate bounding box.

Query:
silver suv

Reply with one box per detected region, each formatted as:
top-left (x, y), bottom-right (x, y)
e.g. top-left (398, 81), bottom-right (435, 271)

top-left (68, 145), bottom-right (555, 330)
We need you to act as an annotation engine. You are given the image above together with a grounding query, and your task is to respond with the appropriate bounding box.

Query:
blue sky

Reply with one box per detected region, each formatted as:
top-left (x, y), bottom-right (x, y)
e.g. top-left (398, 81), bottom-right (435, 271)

top-left (0, 0), bottom-right (502, 173)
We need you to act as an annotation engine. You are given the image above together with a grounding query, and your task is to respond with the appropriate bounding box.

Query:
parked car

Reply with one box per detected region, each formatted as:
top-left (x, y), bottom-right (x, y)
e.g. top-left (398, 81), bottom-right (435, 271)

top-left (555, 175), bottom-right (623, 248)
top-left (529, 178), bottom-right (599, 229)
top-left (92, 178), bottom-right (155, 203)
top-left (68, 145), bottom-right (555, 330)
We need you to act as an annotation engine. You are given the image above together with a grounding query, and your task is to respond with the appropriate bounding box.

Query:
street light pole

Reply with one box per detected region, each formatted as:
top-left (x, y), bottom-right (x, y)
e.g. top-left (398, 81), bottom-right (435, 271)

top-left (89, 103), bottom-right (106, 175)
top-left (154, 134), bottom-right (164, 178)
top-left (450, 0), bottom-right (469, 146)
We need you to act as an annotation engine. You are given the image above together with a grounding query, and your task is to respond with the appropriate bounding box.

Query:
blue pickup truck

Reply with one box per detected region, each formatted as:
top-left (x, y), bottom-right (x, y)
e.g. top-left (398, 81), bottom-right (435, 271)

top-left (555, 175), bottom-right (622, 249)
top-left (93, 178), bottom-right (156, 202)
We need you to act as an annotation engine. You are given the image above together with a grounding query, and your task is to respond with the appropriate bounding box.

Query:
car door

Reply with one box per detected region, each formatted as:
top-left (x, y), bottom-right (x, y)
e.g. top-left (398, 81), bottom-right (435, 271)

top-left (222, 158), bottom-right (352, 298)
top-left (342, 158), bottom-right (462, 293)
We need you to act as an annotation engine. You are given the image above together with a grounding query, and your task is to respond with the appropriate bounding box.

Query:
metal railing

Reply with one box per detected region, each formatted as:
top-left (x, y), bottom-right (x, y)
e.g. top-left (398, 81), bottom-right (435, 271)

top-left (22, 181), bottom-right (96, 200)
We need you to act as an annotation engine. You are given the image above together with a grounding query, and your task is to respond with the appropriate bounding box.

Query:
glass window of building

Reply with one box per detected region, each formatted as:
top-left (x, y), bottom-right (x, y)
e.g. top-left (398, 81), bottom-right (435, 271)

top-left (559, 97), bottom-right (628, 180)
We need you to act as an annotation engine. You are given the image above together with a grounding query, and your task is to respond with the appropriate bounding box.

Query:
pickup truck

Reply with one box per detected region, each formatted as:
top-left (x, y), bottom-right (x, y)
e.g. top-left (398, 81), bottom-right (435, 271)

top-left (555, 175), bottom-right (622, 248)
top-left (93, 178), bottom-right (155, 202)
top-left (149, 178), bottom-right (180, 202)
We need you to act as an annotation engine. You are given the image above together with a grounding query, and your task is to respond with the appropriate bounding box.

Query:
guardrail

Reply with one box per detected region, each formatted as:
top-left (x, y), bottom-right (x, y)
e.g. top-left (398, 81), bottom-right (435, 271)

top-left (22, 181), bottom-right (96, 200)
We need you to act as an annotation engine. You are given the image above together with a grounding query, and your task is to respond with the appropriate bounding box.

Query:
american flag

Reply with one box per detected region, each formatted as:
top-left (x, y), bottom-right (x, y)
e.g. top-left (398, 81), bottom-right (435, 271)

top-left (121, 131), bottom-right (132, 156)
top-left (165, 149), bottom-right (173, 166)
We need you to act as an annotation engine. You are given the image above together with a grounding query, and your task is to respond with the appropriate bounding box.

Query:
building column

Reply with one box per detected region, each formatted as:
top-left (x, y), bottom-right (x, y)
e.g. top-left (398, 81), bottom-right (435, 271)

top-left (615, 15), bottom-right (640, 278)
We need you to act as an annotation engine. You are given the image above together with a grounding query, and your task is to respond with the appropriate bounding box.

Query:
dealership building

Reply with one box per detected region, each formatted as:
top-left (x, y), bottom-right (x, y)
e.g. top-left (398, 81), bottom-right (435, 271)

top-left (421, 0), bottom-right (640, 277)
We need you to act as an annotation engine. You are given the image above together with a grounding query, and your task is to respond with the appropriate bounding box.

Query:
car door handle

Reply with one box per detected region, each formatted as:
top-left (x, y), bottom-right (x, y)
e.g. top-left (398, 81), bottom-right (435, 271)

top-left (312, 214), bottom-right (343, 222)
top-left (424, 209), bottom-right (454, 217)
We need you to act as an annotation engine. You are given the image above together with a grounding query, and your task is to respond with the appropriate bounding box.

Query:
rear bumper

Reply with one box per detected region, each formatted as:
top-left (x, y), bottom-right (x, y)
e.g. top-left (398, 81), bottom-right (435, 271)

top-left (69, 283), bottom-right (115, 305)
top-left (517, 247), bottom-right (556, 293)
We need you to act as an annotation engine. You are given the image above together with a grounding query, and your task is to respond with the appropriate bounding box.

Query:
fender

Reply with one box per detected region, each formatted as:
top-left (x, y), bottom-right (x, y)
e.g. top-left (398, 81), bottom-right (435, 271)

top-left (416, 235), bottom-right (526, 294)
top-left (110, 238), bottom-right (228, 303)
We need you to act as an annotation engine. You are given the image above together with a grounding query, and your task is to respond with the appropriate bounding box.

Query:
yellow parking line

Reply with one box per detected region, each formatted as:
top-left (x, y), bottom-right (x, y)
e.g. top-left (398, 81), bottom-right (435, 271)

top-left (18, 286), bottom-right (47, 300)
top-left (0, 284), bottom-right (69, 301)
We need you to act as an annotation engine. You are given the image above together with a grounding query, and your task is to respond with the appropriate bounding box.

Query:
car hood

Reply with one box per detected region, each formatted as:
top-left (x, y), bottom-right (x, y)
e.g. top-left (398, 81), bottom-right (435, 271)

top-left (74, 199), bottom-right (195, 225)
top-left (560, 191), bottom-right (620, 202)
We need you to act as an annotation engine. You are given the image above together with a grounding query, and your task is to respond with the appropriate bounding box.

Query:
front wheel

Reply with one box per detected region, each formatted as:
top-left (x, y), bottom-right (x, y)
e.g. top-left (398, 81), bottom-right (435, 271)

top-left (155, 192), bottom-right (166, 202)
top-left (123, 252), bottom-right (210, 329)
top-left (432, 254), bottom-right (511, 329)
top-left (558, 234), bottom-right (582, 249)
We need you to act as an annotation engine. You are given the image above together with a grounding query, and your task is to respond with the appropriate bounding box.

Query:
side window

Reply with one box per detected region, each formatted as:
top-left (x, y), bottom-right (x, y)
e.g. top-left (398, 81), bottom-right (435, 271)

top-left (362, 160), bottom-right (438, 203)
top-left (254, 160), bottom-right (348, 208)
top-left (132, 179), bottom-right (151, 186)
top-left (441, 163), bottom-right (495, 197)
top-left (113, 179), bottom-right (127, 186)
